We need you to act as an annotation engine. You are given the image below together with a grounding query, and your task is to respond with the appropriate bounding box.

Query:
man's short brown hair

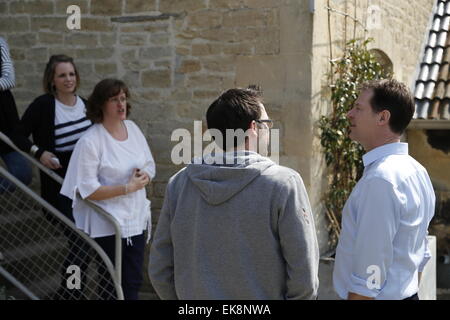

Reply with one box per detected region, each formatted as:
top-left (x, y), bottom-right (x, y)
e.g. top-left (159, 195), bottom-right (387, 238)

top-left (359, 79), bottom-right (415, 134)
top-left (206, 86), bottom-right (263, 150)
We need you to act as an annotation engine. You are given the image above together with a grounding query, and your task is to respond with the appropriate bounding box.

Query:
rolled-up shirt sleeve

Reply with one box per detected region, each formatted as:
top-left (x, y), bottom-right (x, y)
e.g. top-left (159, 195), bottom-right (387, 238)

top-left (72, 138), bottom-right (102, 199)
top-left (349, 178), bottom-right (401, 298)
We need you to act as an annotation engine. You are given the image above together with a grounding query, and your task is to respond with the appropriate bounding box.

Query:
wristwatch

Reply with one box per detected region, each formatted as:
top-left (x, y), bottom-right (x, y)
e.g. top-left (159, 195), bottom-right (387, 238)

top-left (30, 145), bottom-right (39, 156)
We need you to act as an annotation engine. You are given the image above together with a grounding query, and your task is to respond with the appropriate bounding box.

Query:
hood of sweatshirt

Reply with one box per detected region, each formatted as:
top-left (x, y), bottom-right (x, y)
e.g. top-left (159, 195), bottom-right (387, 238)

top-left (186, 151), bottom-right (276, 206)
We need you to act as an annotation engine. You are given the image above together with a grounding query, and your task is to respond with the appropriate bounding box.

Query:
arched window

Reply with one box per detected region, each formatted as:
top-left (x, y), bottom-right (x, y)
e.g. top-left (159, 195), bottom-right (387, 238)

top-left (369, 49), bottom-right (394, 78)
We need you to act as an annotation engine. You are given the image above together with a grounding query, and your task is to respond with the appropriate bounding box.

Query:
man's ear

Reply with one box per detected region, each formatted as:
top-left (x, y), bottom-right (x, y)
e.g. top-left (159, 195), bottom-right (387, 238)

top-left (378, 110), bottom-right (391, 126)
top-left (249, 120), bottom-right (257, 131)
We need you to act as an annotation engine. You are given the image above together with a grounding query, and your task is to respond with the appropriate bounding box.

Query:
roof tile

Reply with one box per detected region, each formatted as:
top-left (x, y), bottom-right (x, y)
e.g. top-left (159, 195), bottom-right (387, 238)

top-left (414, 0), bottom-right (450, 119)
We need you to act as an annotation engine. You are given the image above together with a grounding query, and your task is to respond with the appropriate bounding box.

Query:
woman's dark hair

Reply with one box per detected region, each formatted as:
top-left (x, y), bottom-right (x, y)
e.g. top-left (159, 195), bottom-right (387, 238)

top-left (42, 54), bottom-right (80, 95)
top-left (86, 78), bottom-right (132, 123)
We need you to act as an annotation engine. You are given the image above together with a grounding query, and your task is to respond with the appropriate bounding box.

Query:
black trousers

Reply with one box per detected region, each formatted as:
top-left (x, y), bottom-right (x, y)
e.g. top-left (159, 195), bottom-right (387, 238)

top-left (95, 233), bottom-right (146, 300)
top-left (403, 293), bottom-right (419, 300)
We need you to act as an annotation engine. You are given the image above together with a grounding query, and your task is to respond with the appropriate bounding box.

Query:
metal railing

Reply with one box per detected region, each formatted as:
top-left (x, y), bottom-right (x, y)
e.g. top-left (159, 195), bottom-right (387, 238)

top-left (0, 132), bottom-right (124, 300)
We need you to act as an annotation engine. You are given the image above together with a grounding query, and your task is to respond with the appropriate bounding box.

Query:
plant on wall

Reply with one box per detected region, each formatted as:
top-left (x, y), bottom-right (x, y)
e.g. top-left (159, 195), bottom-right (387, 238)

top-left (319, 38), bottom-right (391, 247)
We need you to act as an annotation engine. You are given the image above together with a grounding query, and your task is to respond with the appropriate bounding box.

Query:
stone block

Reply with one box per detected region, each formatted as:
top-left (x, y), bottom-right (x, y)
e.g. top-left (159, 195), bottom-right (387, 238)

top-left (100, 33), bottom-right (117, 46)
top-left (25, 47), bottom-right (48, 61)
top-left (10, 0), bottom-right (54, 14)
top-left (142, 70), bottom-right (172, 88)
top-left (80, 18), bottom-right (112, 32)
top-left (244, 0), bottom-right (279, 8)
top-left (0, 2), bottom-right (7, 14)
top-left (31, 17), bottom-right (67, 32)
top-left (125, 0), bottom-right (157, 13)
top-left (199, 28), bottom-right (235, 42)
top-left (176, 60), bottom-right (201, 74)
top-left (254, 28), bottom-right (280, 55)
top-left (121, 23), bottom-right (170, 33)
top-left (65, 33), bottom-right (98, 46)
top-left (175, 46), bottom-right (190, 56)
top-left (191, 43), bottom-right (222, 56)
top-left (159, 0), bottom-right (206, 13)
top-left (150, 34), bottom-right (170, 46)
top-left (120, 48), bottom-right (137, 60)
top-left (95, 63), bottom-right (118, 75)
top-left (91, 0), bottom-right (122, 15)
top-left (209, 0), bottom-right (244, 9)
top-left (55, 0), bottom-right (88, 14)
top-left (186, 74), bottom-right (223, 88)
top-left (222, 43), bottom-right (253, 55)
top-left (8, 33), bottom-right (37, 48)
top-left (38, 32), bottom-right (64, 45)
top-left (202, 57), bottom-right (236, 72)
top-left (0, 17), bottom-right (30, 33)
top-left (193, 90), bottom-right (220, 100)
top-left (9, 49), bottom-right (26, 61)
top-left (123, 71), bottom-right (141, 88)
top-left (188, 10), bottom-right (222, 29)
top-left (75, 48), bottom-right (115, 60)
top-left (120, 34), bottom-right (147, 46)
top-left (154, 60), bottom-right (172, 69)
top-left (140, 47), bottom-right (172, 60)
top-left (122, 60), bottom-right (151, 72)
top-left (223, 9), bottom-right (266, 28)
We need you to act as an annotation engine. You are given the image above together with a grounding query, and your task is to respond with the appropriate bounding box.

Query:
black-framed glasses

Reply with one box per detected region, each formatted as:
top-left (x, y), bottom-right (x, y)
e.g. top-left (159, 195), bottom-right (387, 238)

top-left (255, 119), bottom-right (274, 129)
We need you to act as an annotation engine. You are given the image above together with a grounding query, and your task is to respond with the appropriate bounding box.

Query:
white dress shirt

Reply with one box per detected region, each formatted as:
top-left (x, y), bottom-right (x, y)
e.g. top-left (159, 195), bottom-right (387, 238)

top-left (60, 120), bottom-right (156, 240)
top-left (333, 142), bottom-right (435, 300)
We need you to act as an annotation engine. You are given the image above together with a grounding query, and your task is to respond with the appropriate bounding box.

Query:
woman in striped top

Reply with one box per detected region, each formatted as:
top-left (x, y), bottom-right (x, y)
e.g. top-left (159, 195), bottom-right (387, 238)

top-left (12, 54), bottom-right (92, 299)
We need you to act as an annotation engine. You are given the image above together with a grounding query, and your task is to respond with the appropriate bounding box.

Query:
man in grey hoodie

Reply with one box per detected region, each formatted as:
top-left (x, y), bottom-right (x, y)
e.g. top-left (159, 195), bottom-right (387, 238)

top-left (149, 87), bottom-right (319, 300)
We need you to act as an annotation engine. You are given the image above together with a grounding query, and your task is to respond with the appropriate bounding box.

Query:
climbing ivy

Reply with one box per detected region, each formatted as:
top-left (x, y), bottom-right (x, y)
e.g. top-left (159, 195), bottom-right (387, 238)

top-left (319, 38), bottom-right (391, 247)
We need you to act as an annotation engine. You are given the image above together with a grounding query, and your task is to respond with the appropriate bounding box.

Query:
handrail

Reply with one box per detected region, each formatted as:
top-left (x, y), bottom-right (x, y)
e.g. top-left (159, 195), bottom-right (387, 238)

top-left (0, 132), bottom-right (124, 299)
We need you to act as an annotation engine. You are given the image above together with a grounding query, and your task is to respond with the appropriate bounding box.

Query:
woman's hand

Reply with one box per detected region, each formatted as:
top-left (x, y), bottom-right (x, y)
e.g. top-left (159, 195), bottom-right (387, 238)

top-left (128, 169), bottom-right (150, 193)
top-left (40, 151), bottom-right (62, 170)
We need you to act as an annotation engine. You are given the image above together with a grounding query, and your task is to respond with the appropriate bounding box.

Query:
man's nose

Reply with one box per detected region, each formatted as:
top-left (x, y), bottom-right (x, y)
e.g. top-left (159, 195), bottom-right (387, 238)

top-left (347, 108), bottom-right (353, 119)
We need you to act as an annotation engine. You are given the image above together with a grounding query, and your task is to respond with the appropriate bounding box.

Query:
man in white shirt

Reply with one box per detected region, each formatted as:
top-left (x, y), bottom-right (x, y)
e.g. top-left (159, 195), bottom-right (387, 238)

top-left (333, 79), bottom-right (435, 300)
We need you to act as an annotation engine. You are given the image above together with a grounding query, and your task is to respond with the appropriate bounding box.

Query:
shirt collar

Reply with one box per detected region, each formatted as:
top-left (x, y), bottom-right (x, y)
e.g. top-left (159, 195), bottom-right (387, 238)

top-left (362, 142), bottom-right (408, 167)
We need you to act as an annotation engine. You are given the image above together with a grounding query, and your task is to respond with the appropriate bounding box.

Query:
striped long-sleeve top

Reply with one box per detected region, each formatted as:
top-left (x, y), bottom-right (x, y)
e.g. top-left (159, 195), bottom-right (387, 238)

top-left (0, 37), bottom-right (15, 91)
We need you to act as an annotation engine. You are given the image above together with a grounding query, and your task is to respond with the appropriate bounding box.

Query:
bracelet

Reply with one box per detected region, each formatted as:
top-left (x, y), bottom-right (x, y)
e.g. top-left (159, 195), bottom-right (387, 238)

top-left (125, 184), bottom-right (128, 195)
top-left (30, 145), bottom-right (39, 156)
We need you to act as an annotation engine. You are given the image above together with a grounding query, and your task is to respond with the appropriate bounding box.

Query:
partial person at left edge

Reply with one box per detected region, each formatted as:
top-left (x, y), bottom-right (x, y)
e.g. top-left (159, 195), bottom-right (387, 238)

top-left (0, 36), bottom-right (31, 192)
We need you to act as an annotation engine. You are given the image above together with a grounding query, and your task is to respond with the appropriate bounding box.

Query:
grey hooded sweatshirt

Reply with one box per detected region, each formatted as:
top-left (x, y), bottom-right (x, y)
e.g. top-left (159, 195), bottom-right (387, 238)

top-left (149, 151), bottom-right (319, 300)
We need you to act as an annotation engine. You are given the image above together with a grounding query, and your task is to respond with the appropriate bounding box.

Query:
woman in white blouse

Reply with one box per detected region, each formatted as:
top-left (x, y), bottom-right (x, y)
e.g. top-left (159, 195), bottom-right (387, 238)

top-left (61, 79), bottom-right (156, 300)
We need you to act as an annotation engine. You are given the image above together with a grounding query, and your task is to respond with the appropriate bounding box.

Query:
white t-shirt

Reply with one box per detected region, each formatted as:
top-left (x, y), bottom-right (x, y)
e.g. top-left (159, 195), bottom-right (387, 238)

top-left (54, 96), bottom-right (91, 152)
top-left (60, 120), bottom-right (156, 240)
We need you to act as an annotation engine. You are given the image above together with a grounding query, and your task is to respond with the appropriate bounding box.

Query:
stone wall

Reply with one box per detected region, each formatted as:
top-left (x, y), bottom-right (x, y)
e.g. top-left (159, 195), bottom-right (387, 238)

top-left (0, 0), bottom-right (437, 298)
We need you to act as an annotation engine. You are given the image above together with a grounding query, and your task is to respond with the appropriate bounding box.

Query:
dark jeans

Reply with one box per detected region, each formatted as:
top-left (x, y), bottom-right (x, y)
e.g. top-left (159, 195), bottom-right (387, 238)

top-left (0, 151), bottom-right (32, 192)
top-left (95, 233), bottom-right (146, 300)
